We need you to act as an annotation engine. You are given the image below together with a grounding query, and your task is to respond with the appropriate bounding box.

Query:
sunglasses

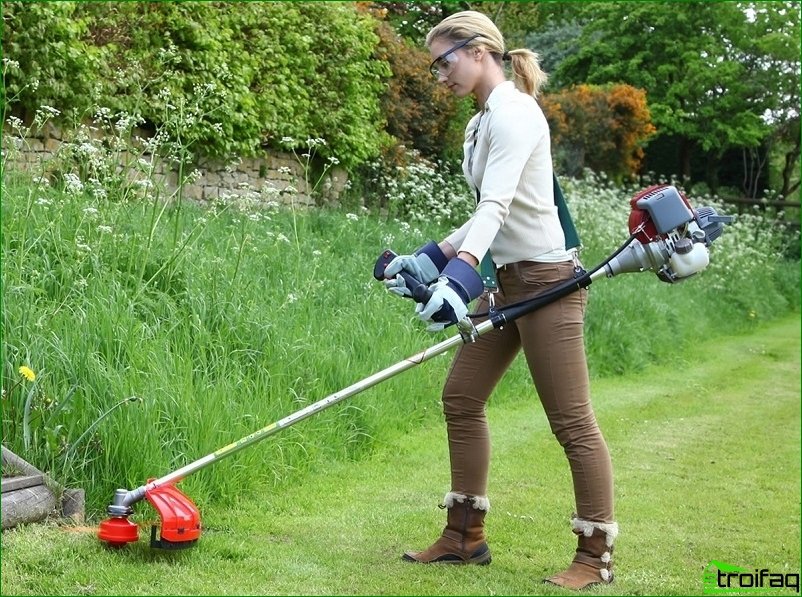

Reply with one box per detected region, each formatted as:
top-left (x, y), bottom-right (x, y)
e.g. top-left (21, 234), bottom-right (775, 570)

top-left (429, 35), bottom-right (480, 79)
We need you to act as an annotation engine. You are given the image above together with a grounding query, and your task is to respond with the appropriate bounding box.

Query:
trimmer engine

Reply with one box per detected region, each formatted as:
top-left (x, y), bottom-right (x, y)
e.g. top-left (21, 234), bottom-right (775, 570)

top-left (605, 185), bottom-right (734, 283)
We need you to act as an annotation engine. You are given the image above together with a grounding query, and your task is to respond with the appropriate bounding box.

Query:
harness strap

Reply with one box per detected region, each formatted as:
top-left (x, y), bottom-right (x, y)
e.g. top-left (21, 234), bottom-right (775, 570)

top-left (480, 253), bottom-right (498, 291)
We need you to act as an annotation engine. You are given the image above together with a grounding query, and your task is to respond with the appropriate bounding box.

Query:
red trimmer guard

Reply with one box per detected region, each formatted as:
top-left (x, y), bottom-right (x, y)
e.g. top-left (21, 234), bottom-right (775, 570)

top-left (145, 482), bottom-right (202, 549)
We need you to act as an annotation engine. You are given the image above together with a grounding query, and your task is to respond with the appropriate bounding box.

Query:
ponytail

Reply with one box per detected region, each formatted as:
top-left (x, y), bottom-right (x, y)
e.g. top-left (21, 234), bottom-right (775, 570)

top-left (507, 49), bottom-right (548, 99)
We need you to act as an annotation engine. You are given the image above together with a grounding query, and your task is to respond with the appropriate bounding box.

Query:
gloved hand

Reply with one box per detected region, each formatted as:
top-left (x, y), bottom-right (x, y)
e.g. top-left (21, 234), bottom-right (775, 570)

top-left (415, 258), bottom-right (484, 331)
top-left (383, 241), bottom-right (449, 298)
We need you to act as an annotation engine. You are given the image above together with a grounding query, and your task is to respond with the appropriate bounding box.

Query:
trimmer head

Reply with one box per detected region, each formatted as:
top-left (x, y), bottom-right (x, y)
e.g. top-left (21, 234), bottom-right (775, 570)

top-left (98, 515), bottom-right (139, 547)
top-left (97, 482), bottom-right (201, 549)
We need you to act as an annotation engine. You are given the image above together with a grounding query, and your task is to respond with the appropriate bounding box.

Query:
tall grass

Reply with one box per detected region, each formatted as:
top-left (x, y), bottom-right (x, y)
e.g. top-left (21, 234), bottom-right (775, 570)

top-left (2, 117), bottom-right (798, 521)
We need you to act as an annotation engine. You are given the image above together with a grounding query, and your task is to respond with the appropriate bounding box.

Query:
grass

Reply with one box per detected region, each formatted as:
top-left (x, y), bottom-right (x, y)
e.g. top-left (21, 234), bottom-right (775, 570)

top-left (1, 314), bottom-right (799, 596)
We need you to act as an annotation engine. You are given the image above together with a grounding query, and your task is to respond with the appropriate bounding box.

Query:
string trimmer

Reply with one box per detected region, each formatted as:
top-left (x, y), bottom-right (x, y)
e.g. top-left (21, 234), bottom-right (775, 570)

top-left (98, 184), bottom-right (733, 549)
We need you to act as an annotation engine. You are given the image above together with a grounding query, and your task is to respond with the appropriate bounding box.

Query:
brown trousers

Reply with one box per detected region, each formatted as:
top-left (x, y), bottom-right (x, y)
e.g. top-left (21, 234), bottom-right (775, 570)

top-left (442, 260), bottom-right (614, 523)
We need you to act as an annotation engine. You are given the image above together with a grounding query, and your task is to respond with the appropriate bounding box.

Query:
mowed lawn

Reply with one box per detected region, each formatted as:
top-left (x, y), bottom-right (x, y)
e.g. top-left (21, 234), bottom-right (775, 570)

top-left (1, 314), bottom-right (799, 596)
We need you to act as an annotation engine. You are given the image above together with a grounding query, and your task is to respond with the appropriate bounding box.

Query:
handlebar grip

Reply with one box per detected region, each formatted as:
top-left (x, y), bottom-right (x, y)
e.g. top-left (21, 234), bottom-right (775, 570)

top-left (373, 249), bottom-right (433, 303)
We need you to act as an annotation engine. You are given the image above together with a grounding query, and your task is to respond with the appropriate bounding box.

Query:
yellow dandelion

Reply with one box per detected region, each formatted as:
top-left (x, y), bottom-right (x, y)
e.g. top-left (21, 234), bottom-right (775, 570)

top-left (19, 366), bottom-right (36, 382)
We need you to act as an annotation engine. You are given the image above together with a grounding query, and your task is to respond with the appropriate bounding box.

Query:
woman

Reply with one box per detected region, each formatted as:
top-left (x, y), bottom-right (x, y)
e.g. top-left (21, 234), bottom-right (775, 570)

top-left (382, 10), bottom-right (617, 591)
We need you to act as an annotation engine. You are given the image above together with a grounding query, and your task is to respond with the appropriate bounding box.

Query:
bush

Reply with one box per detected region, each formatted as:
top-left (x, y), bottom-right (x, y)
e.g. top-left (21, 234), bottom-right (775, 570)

top-left (541, 83), bottom-right (656, 181)
top-left (2, 2), bottom-right (104, 119)
top-left (371, 17), bottom-right (469, 162)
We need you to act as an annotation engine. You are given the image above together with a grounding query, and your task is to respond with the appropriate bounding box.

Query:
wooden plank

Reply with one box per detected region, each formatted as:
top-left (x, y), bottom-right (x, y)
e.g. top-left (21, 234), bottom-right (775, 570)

top-left (1, 474), bottom-right (43, 493)
top-left (1, 485), bottom-right (57, 529)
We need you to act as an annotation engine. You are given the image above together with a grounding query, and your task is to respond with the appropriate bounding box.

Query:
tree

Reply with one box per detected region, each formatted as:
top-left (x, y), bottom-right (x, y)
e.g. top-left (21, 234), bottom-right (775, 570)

top-left (554, 1), bottom-right (800, 193)
top-left (541, 84), bottom-right (656, 180)
top-left (376, 1), bottom-right (545, 46)
top-left (740, 2), bottom-right (800, 199)
top-left (524, 19), bottom-right (584, 87)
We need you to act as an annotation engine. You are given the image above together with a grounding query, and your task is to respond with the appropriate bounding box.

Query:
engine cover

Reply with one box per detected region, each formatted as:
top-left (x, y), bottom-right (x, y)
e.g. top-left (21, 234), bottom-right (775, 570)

top-left (628, 185), bottom-right (694, 243)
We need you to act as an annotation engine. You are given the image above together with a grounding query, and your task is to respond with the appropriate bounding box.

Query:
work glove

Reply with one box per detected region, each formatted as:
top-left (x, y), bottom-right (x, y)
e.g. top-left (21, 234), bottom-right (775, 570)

top-left (383, 241), bottom-right (449, 299)
top-left (416, 258), bottom-right (484, 332)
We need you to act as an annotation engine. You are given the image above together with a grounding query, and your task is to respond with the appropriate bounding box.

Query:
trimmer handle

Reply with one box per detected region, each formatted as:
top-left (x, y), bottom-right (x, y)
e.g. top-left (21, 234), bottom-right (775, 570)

top-left (373, 249), bottom-right (433, 303)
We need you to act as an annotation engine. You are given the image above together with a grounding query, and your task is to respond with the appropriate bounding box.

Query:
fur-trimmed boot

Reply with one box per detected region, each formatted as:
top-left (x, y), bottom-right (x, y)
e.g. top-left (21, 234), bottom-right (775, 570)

top-left (402, 492), bottom-right (491, 565)
top-left (545, 516), bottom-right (618, 590)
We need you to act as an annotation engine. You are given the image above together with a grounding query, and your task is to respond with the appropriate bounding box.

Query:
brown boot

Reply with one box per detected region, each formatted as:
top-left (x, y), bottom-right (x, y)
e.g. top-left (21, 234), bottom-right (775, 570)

top-left (545, 516), bottom-right (618, 590)
top-left (402, 492), bottom-right (491, 565)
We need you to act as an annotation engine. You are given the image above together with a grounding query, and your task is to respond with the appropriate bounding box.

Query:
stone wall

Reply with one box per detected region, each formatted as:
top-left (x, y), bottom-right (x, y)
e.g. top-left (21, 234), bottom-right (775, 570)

top-left (2, 122), bottom-right (349, 207)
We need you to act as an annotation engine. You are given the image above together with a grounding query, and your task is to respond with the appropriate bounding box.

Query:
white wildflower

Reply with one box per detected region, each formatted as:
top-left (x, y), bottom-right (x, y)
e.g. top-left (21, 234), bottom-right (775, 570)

top-left (63, 173), bottom-right (84, 195)
top-left (185, 169), bottom-right (202, 184)
top-left (6, 116), bottom-right (24, 131)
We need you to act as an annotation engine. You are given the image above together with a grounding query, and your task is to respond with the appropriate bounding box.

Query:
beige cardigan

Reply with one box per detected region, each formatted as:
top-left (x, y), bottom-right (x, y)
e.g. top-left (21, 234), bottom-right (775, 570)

top-left (445, 81), bottom-right (570, 266)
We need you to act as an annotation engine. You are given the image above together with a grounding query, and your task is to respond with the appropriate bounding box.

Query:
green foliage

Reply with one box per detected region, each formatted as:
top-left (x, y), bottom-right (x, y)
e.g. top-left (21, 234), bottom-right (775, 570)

top-left (380, 1), bottom-right (546, 46)
top-left (553, 1), bottom-right (800, 163)
top-left (524, 18), bottom-right (584, 84)
top-left (1, 2), bottom-right (104, 119)
top-left (2, 2), bottom-right (391, 169)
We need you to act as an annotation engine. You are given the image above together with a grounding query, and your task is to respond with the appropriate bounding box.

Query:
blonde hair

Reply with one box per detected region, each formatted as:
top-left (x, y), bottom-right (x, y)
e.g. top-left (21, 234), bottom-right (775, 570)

top-left (425, 10), bottom-right (548, 98)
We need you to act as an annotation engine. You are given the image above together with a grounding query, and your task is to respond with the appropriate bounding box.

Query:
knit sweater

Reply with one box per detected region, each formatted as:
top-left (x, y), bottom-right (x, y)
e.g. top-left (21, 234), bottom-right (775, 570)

top-left (445, 81), bottom-right (570, 266)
